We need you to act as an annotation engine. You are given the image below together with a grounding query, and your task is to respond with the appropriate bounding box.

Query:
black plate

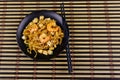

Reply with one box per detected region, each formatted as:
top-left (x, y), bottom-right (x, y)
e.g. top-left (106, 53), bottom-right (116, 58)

top-left (16, 10), bottom-right (69, 61)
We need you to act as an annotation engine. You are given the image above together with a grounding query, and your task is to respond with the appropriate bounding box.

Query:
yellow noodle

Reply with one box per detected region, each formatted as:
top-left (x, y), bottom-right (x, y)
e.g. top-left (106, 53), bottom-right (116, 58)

top-left (22, 16), bottom-right (64, 57)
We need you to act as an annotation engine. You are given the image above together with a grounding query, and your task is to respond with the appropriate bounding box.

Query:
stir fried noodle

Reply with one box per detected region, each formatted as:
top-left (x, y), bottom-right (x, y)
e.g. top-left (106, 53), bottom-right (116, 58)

top-left (22, 16), bottom-right (64, 57)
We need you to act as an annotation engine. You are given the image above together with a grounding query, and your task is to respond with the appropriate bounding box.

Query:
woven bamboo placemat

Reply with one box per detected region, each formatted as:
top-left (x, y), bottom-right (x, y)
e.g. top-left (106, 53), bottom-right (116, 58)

top-left (0, 1), bottom-right (120, 80)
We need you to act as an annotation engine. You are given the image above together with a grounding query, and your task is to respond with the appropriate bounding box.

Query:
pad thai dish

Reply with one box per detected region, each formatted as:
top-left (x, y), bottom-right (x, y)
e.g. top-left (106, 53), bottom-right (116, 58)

top-left (22, 16), bottom-right (64, 57)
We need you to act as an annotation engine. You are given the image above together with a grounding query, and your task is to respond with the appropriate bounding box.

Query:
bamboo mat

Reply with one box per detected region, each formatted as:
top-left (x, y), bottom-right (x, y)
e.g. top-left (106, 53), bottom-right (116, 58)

top-left (1, 1), bottom-right (120, 80)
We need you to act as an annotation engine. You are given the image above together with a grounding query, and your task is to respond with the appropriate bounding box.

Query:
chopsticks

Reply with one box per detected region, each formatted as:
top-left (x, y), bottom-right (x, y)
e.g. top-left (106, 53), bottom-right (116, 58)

top-left (60, 2), bottom-right (72, 73)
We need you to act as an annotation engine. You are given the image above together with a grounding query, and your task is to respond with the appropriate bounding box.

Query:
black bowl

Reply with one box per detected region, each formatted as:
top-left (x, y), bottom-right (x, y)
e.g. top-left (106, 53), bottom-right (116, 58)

top-left (16, 10), bottom-right (69, 61)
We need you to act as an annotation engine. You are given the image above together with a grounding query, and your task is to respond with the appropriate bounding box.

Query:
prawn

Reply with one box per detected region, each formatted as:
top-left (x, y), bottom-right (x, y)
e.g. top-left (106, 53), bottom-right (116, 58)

top-left (47, 22), bottom-right (59, 32)
top-left (39, 33), bottom-right (50, 43)
top-left (30, 24), bottom-right (38, 33)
